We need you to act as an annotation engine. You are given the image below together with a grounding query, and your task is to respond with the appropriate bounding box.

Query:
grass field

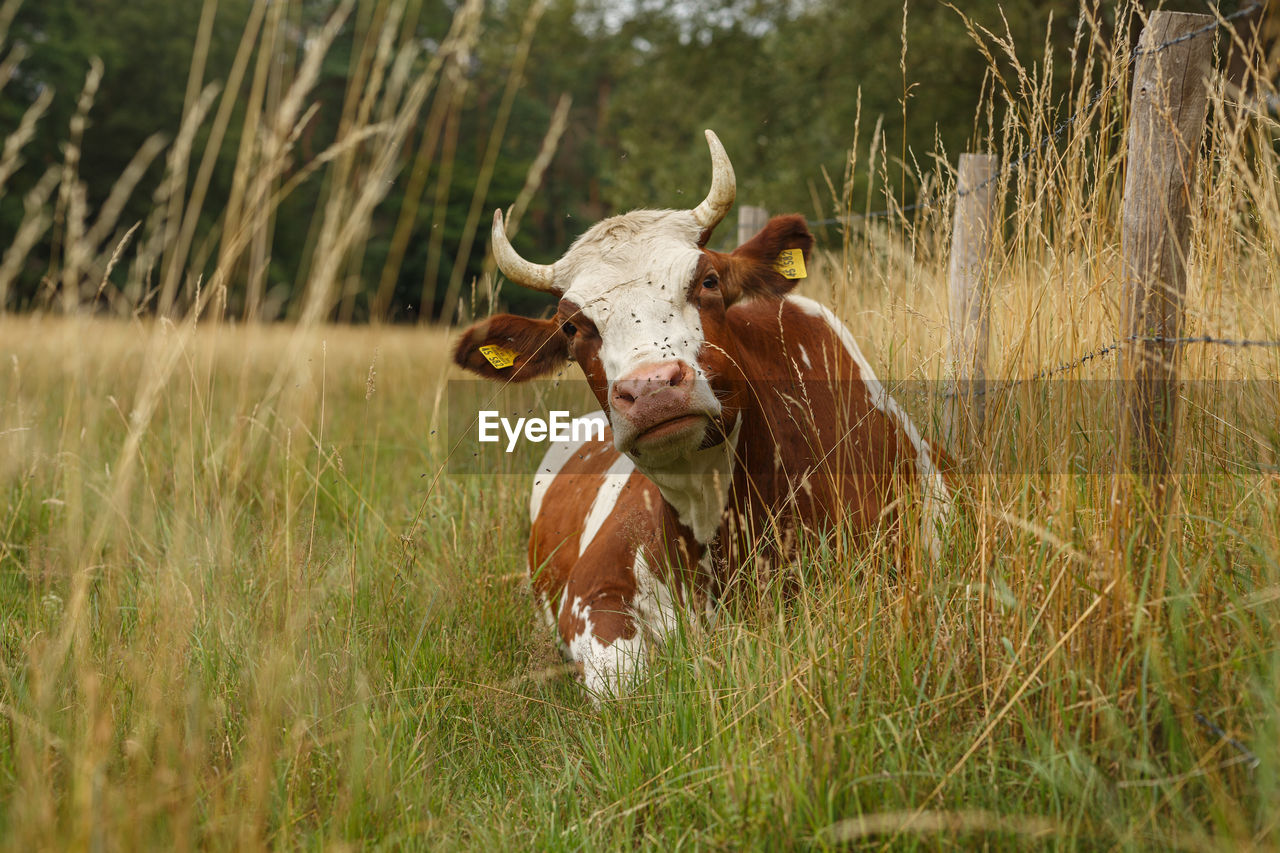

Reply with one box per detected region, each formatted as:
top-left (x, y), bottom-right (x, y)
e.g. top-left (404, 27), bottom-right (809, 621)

top-left (1, 265), bottom-right (1278, 849)
top-left (4, 0), bottom-right (1280, 848)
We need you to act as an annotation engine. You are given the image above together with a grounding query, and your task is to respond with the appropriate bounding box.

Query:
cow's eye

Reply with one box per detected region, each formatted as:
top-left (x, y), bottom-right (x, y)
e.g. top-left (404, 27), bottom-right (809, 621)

top-left (701, 275), bottom-right (718, 290)
top-left (561, 321), bottom-right (577, 338)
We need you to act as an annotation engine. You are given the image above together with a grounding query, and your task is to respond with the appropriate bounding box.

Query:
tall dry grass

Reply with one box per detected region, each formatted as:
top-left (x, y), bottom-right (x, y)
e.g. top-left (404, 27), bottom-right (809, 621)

top-left (1, 0), bottom-right (1280, 848)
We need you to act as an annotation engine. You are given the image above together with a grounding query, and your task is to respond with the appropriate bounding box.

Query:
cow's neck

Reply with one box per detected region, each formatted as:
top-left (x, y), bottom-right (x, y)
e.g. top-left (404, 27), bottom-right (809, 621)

top-left (639, 419), bottom-right (741, 545)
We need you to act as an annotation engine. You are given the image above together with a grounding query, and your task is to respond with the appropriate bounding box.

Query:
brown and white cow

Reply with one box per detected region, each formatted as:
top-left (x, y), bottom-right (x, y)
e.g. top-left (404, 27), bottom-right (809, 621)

top-left (453, 130), bottom-right (951, 696)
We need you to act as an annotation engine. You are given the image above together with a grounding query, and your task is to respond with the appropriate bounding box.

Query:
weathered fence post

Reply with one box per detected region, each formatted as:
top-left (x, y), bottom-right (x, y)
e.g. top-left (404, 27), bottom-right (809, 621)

top-left (945, 153), bottom-right (999, 455)
top-left (1105, 11), bottom-right (1215, 660)
top-left (1116, 11), bottom-right (1214, 509)
top-left (738, 205), bottom-right (769, 247)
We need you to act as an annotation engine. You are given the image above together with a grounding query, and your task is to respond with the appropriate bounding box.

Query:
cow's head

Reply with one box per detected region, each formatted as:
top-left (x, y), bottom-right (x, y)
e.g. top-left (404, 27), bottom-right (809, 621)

top-left (454, 130), bottom-right (813, 468)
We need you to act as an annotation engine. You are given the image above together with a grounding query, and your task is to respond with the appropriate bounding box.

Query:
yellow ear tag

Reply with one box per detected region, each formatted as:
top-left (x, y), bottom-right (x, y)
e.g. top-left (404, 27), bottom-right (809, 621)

top-left (774, 249), bottom-right (807, 280)
top-left (478, 344), bottom-right (519, 369)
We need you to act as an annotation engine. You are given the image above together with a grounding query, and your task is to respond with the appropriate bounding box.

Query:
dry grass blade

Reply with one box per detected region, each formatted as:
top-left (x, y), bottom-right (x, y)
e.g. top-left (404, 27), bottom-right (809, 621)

top-left (501, 92), bottom-right (572, 241)
top-left (82, 133), bottom-right (168, 254)
top-left (0, 165), bottom-right (57, 307)
top-left (0, 86), bottom-right (51, 200)
top-left (0, 0), bottom-right (20, 46)
top-left (144, 82), bottom-right (222, 315)
top-left (92, 222), bottom-right (141, 303)
top-left (0, 40), bottom-right (25, 92)
top-left (440, 0), bottom-right (547, 324)
top-left (821, 808), bottom-right (1059, 842)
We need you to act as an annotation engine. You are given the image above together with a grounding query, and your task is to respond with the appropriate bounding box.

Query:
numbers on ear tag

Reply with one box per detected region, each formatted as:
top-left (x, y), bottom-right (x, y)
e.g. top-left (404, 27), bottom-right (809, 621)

top-left (479, 344), bottom-right (519, 369)
top-left (774, 249), bottom-right (807, 280)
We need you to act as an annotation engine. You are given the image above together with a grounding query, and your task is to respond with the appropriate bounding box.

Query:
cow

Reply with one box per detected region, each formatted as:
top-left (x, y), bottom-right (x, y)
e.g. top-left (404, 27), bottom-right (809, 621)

top-left (453, 130), bottom-right (951, 697)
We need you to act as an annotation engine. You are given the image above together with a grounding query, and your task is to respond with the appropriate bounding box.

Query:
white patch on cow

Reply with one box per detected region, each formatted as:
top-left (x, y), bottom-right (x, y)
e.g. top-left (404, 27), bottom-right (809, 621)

top-left (536, 590), bottom-right (556, 630)
top-left (566, 596), bottom-right (645, 700)
top-left (529, 410), bottom-right (608, 522)
top-left (643, 418), bottom-right (742, 544)
top-left (557, 211), bottom-right (703, 374)
top-left (554, 210), bottom-right (724, 447)
top-left (797, 343), bottom-right (812, 370)
top-left (697, 549), bottom-right (722, 626)
top-left (786, 295), bottom-right (952, 562)
top-left (630, 551), bottom-right (679, 641)
top-left (579, 452), bottom-right (636, 556)
top-left (561, 555), bottom-right (698, 701)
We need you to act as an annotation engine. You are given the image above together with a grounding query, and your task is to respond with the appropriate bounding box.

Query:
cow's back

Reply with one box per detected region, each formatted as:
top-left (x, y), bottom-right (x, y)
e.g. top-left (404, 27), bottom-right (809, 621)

top-left (723, 294), bottom-right (951, 562)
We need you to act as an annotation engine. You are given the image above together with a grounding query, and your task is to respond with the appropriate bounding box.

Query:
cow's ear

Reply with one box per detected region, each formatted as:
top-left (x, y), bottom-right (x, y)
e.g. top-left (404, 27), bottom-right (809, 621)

top-left (728, 214), bottom-right (814, 298)
top-left (453, 314), bottom-right (569, 382)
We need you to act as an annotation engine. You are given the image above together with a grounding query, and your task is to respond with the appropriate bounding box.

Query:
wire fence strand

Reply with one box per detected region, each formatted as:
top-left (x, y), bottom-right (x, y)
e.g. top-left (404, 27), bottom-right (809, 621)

top-left (933, 333), bottom-right (1280, 400)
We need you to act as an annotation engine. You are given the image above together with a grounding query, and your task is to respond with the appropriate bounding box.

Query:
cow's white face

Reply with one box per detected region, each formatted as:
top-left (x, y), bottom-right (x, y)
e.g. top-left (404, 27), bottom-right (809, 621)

top-left (552, 210), bottom-right (724, 464)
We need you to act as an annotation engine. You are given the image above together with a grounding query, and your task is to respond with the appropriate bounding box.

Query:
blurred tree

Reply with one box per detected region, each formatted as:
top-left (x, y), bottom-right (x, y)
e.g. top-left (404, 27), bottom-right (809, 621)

top-left (589, 0), bottom-right (1085, 230)
top-left (6, 0), bottom-right (1258, 320)
top-left (0, 0), bottom-right (255, 308)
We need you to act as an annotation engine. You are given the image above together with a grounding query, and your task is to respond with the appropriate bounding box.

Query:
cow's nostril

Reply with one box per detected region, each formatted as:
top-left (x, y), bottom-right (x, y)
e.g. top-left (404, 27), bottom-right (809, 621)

top-left (657, 361), bottom-right (687, 388)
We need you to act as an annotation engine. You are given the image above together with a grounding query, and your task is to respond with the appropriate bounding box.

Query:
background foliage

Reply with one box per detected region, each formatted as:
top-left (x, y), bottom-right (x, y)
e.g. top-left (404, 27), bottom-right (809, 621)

top-left (9, 0), bottom-right (1259, 322)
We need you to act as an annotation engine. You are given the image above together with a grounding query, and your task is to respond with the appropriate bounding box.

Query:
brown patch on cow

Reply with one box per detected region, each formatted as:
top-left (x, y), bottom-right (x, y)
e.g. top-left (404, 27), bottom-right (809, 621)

top-left (453, 314), bottom-right (570, 381)
top-left (734, 214), bottom-right (813, 268)
top-left (705, 214), bottom-right (815, 305)
top-left (563, 470), bottom-right (703, 649)
top-left (549, 298), bottom-right (612, 412)
top-left (704, 295), bottom-right (911, 582)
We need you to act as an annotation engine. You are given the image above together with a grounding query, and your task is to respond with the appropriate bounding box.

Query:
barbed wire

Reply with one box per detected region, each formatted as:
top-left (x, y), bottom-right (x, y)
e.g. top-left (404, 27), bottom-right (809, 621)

top-left (807, 2), bottom-right (1264, 229)
top-left (1136, 3), bottom-right (1261, 55)
top-left (1017, 333), bottom-right (1280, 386)
top-left (1195, 710), bottom-right (1262, 770)
top-left (932, 332), bottom-right (1280, 400)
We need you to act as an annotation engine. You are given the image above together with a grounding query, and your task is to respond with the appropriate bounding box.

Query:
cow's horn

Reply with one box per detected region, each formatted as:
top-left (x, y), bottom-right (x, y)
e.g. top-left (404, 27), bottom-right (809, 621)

top-left (690, 129), bottom-right (736, 243)
top-left (491, 210), bottom-right (558, 294)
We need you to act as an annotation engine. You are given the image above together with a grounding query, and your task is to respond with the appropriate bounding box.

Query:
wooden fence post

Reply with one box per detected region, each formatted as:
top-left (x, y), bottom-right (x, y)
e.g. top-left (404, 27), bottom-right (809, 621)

top-left (945, 153), bottom-right (999, 455)
top-left (1116, 11), bottom-right (1214, 506)
top-left (1105, 11), bottom-right (1215, 658)
top-left (738, 205), bottom-right (769, 247)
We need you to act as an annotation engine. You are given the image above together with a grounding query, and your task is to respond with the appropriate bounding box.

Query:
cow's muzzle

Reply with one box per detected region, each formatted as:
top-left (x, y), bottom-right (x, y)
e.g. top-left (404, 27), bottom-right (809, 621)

top-left (610, 360), bottom-right (712, 456)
